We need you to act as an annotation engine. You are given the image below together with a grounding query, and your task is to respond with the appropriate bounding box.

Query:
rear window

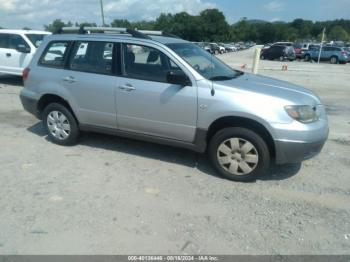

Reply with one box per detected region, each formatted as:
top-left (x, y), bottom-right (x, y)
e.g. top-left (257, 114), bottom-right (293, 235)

top-left (39, 41), bottom-right (70, 68)
top-left (25, 34), bottom-right (48, 48)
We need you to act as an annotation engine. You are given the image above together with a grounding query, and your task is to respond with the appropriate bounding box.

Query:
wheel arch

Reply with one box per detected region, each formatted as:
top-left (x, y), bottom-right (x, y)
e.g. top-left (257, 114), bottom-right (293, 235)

top-left (37, 94), bottom-right (77, 122)
top-left (206, 116), bottom-right (276, 158)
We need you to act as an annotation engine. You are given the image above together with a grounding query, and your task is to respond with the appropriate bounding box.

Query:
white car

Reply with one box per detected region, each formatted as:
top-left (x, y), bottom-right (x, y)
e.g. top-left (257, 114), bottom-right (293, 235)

top-left (0, 29), bottom-right (51, 76)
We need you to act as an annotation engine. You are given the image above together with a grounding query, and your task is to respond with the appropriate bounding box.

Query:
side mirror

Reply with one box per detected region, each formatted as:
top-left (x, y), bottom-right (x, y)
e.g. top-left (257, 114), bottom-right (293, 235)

top-left (166, 70), bottom-right (191, 86)
top-left (16, 44), bottom-right (31, 53)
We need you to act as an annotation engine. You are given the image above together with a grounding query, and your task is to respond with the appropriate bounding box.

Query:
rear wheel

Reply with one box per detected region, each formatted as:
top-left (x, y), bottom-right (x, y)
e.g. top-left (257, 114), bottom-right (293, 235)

top-left (330, 56), bottom-right (338, 64)
top-left (260, 55), bottom-right (265, 60)
top-left (43, 103), bottom-right (80, 145)
top-left (208, 127), bottom-right (270, 182)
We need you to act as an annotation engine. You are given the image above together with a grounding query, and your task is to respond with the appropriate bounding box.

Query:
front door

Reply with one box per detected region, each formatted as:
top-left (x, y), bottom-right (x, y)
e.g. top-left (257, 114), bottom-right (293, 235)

top-left (115, 43), bottom-right (197, 142)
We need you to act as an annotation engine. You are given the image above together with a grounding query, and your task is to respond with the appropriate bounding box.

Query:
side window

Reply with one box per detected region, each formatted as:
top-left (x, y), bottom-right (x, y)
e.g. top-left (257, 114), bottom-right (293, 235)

top-left (0, 34), bottom-right (10, 48)
top-left (39, 41), bottom-right (70, 68)
top-left (123, 43), bottom-right (180, 82)
top-left (69, 41), bottom-right (114, 75)
top-left (9, 34), bottom-right (29, 49)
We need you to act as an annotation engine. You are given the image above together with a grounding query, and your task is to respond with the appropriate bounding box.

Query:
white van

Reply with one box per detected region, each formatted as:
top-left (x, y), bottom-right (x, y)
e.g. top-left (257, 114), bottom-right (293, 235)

top-left (0, 29), bottom-right (51, 76)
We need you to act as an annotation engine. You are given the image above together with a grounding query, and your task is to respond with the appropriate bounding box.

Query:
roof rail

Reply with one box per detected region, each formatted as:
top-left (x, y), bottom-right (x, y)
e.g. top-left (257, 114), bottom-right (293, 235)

top-left (57, 26), bottom-right (152, 39)
top-left (55, 26), bottom-right (180, 40)
top-left (138, 30), bottom-right (180, 39)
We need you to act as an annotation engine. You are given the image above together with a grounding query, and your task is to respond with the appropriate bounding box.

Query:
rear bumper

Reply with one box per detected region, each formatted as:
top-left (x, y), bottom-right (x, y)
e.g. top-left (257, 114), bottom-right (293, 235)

top-left (20, 92), bottom-right (39, 118)
top-left (275, 138), bottom-right (327, 164)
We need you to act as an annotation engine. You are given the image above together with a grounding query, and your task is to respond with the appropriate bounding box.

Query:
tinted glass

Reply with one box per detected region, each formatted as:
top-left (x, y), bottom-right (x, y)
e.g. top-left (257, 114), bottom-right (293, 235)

top-left (9, 34), bottom-right (28, 49)
top-left (0, 34), bottom-right (10, 48)
top-left (69, 41), bottom-right (114, 75)
top-left (123, 44), bottom-right (180, 82)
top-left (39, 41), bottom-right (69, 68)
top-left (0, 34), bottom-right (28, 49)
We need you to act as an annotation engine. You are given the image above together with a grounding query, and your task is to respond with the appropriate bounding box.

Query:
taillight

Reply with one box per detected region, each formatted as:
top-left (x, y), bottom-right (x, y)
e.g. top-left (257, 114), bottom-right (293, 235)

top-left (22, 67), bottom-right (30, 81)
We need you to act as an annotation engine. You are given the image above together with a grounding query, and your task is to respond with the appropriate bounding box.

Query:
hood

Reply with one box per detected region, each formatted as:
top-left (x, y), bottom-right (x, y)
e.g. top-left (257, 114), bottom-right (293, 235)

top-left (215, 73), bottom-right (321, 106)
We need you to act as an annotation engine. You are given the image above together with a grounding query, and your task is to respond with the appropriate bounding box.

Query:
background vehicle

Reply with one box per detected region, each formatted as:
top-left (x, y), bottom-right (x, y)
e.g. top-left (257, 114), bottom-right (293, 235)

top-left (0, 29), bottom-right (51, 75)
top-left (223, 44), bottom-right (237, 52)
top-left (20, 27), bottom-right (328, 182)
top-left (260, 45), bottom-right (296, 61)
top-left (293, 43), bottom-right (303, 59)
top-left (303, 45), bottom-right (348, 64)
top-left (209, 43), bottom-right (221, 54)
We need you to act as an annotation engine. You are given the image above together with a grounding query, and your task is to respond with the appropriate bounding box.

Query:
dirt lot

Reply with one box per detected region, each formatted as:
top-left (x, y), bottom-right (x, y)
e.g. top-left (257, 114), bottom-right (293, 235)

top-left (0, 48), bottom-right (349, 255)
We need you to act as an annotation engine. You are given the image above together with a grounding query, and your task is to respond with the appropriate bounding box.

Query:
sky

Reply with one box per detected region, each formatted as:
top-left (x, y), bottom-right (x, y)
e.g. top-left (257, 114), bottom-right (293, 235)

top-left (0, 0), bottom-right (350, 30)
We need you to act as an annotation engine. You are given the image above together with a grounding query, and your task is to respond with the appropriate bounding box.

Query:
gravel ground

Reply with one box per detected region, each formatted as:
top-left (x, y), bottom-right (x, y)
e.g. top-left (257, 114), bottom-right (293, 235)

top-left (0, 48), bottom-right (349, 255)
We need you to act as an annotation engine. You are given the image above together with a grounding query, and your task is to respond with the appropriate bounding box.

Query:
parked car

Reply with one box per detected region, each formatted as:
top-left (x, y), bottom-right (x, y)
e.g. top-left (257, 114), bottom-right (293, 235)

top-left (222, 43), bottom-right (237, 52)
top-left (216, 43), bottom-right (226, 54)
top-left (303, 45), bottom-right (348, 64)
top-left (293, 43), bottom-right (303, 59)
top-left (0, 29), bottom-right (51, 75)
top-left (260, 45), bottom-right (296, 61)
top-left (209, 43), bottom-right (222, 54)
top-left (20, 27), bottom-right (328, 182)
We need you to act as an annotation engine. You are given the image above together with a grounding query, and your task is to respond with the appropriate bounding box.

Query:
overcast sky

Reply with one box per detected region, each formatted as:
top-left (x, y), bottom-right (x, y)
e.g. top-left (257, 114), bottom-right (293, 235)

top-left (1, 0), bottom-right (350, 30)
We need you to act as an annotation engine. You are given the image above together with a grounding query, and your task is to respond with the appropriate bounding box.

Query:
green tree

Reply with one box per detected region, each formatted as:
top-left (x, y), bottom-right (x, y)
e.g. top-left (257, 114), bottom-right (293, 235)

top-left (328, 25), bottom-right (349, 41)
top-left (199, 9), bottom-right (231, 42)
top-left (44, 19), bottom-right (72, 33)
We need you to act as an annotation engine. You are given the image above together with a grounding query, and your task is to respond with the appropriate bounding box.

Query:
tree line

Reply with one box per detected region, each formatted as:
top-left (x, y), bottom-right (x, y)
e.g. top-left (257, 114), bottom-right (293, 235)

top-left (42, 9), bottom-right (350, 43)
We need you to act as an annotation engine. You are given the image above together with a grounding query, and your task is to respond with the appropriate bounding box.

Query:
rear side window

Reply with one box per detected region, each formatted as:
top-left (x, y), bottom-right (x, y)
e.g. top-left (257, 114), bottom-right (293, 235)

top-left (39, 41), bottom-right (70, 68)
top-left (68, 41), bottom-right (115, 75)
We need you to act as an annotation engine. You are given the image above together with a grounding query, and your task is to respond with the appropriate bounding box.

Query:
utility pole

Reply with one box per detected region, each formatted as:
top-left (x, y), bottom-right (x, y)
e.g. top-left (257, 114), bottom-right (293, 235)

top-left (100, 0), bottom-right (105, 26)
top-left (318, 27), bottom-right (326, 64)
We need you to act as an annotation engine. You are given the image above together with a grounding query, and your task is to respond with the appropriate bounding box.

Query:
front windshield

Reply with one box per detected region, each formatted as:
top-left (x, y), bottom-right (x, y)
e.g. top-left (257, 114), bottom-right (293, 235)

top-left (25, 34), bottom-right (48, 48)
top-left (167, 43), bottom-right (243, 81)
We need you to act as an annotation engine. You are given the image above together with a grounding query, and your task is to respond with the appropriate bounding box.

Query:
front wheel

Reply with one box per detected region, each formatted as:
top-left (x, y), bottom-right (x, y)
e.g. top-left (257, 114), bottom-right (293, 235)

top-left (43, 103), bottom-right (80, 146)
top-left (208, 127), bottom-right (270, 182)
top-left (330, 56), bottom-right (338, 64)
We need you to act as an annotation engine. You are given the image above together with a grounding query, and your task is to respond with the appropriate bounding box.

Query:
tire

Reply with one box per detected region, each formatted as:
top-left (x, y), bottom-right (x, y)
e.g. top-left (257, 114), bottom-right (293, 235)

top-left (42, 103), bottom-right (80, 146)
top-left (208, 127), bottom-right (270, 182)
top-left (260, 55), bottom-right (265, 60)
top-left (304, 54), bottom-right (311, 62)
top-left (330, 56), bottom-right (338, 64)
top-left (279, 56), bottom-right (284, 61)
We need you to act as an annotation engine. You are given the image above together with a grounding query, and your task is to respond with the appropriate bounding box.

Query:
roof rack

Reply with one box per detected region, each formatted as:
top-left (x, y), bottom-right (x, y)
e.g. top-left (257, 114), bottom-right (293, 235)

top-left (56, 26), bottom-right (180, 40)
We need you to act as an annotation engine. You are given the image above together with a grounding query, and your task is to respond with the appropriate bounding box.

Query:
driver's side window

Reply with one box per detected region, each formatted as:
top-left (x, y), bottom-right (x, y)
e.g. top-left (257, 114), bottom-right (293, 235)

top-left (9, 34), bottom-right (29, 50)
top-left (122, 43), bottom-right (181, 83)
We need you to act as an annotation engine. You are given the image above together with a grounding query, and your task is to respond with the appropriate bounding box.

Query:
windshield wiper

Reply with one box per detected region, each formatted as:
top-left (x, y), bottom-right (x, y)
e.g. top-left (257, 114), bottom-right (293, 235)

top-left (209, 75), bottom-right (235, 81)
top-left (209, 71), bottom-right (244, 81)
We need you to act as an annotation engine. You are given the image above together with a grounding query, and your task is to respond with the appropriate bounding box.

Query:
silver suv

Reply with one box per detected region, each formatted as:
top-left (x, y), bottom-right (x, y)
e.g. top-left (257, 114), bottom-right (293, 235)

top-left (20, 27), bottom-right (329, 182)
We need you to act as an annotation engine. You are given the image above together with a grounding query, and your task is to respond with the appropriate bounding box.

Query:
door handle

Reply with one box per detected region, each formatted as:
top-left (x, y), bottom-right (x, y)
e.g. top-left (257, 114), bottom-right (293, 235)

top-left (6, 53), bottom-right (11, 57)
top-left (118, 84), bottom-right (135, 92)
top-left (62, 76), bottom-right (76, 83)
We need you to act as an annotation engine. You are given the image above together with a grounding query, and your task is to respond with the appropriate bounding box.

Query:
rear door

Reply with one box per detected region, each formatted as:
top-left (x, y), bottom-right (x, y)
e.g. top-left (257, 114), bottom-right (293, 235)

top-left (61, 40), bottom-right (118, 129)
top-left (115, 43), bottom-right (197, 142)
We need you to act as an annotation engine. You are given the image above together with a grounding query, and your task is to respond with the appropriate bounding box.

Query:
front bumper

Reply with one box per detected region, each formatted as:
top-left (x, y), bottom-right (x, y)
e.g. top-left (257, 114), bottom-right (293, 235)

top-left (275, 138), bottom-right (327, 164)
top-left (271, 116), bottom-right (329, 164)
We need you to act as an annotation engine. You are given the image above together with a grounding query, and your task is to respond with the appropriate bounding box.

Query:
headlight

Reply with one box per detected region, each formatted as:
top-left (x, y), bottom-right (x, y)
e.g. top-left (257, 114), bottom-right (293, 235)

top-left (284, 105), bottom-right (318, 123)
